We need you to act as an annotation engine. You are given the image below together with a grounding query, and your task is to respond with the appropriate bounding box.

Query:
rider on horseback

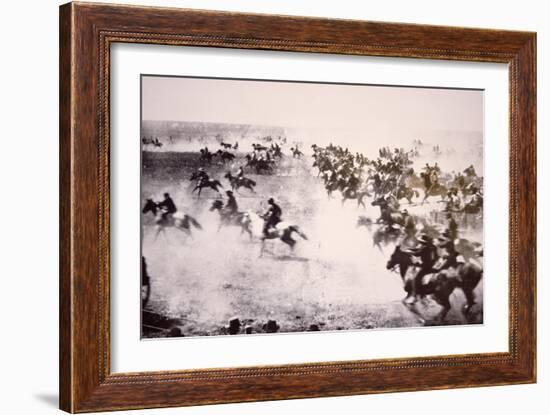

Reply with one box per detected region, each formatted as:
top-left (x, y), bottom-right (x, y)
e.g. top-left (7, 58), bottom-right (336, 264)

top-left (157, 192), bottom-right (177, 221)
top-left (195, 167), bottom-right (209, 184)
top-left (408, 234), bottom-right (438, 303)
top-left (437, 229), bottom-right (459, 271)
top-left (263, 198), bottom-right (282, 237)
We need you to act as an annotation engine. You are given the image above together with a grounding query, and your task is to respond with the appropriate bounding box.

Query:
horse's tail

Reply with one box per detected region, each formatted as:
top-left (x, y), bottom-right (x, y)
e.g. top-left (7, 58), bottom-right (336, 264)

top-left (213, 180), bottom-right (223, 188)
top-left (249, 178), bottom-right (257, 187)
top-left (187, 215), bottom-right (203, 230)
top-left (290, 226), bottom-right (308, 240)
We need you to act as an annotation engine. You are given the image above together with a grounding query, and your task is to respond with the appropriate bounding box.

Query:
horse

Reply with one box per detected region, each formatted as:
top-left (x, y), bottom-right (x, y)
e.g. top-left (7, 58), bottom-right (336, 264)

top-left (396, 184), bottom-right (419, 204)
top-left (271, 144), bottom-right (283, 158)
top-left (209, 200), bottom-right (253, 238)
top-left (386, 245), bottom-right (483, 322)
top-left (260, 223), bottom-right (308, 257)
top-left (189, 172), bottom-right (223, 198)
top-left (224, 172), bottom-right (256, 193)
top-left (245, 213), bottom-right (308, 257)
top-left (198, 149), bottom-right (215, 164)
top-left (142, 138), bottom-right (163, 148)
top-left (420, 172), bottom-right (448, 204)
top-left (323, 177), bottom-right (345, 199)
top-left (290, 147), bottom-right (304, 158)
top-left (216, 150), bottom-right (236, 164)
top-left (142, 199), bottom-right (203, 240)
top-left (341, 188), bottom-right (371, 208)
top-left (193, 179), bottom-right (223, 197)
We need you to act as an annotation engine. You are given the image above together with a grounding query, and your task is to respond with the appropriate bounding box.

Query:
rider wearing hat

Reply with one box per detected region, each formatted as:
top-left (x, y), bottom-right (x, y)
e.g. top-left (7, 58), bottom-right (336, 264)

top-left (263, 198), bottom-right (282, 237)
top-left (409, 234), bottom-right (438, 302)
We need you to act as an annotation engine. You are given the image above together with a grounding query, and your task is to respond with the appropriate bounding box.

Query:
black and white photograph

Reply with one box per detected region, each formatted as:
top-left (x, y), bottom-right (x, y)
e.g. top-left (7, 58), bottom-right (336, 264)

top-left (140, 75), bottom-right (484, 338)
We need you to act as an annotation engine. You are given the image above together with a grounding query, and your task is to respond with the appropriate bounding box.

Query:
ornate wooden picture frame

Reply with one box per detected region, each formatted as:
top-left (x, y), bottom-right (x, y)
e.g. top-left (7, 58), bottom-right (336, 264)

top-left (59, 2), bottom-right (536, 412)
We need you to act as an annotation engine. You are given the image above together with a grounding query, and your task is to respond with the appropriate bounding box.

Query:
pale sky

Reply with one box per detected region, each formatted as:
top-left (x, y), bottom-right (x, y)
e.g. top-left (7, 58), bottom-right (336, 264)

top-left (142, 75), bottom-right (483, 134)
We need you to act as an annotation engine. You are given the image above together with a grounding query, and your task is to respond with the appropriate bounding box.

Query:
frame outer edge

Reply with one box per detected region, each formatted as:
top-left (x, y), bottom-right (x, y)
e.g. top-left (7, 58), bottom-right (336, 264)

top-left (59, 2), bottom-right (75, 413)
top-left (60, 2), bottom-right (537, 412)
top-left (519, 33), bottom-right (537, 382)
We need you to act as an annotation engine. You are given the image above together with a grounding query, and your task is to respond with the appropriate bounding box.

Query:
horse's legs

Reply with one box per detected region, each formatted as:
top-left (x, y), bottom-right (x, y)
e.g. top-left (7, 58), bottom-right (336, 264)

top-left (438, 296), bottom-right (452, 322)
top-left (462, 288), bottom-right (476, 315)
top-left (402, 301), bottom-right (426, 325)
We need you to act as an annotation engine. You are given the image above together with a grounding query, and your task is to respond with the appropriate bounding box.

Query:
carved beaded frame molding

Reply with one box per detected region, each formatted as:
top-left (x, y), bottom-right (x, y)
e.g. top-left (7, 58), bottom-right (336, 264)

top-left (59, 2), bottom-right (536, 413)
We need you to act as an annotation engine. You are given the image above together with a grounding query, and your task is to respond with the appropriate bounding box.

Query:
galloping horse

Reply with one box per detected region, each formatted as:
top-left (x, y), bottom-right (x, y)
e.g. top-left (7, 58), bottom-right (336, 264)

top-left (142, 199), bottom-right (203, 240)
top-left (216, 150), bottom-right (236, 164)
top-left (386, 245), bottom-right (483, 322)
top-left (420, 172), bottom-right (448, 204)
top-left (209, 200), bottom-right (253, 239)
top-left (396, 184), bottom-right (419, 204)
top-left (224, 172), bottom-right (256, 193)
top-left (189, 172), bottom-right (223, 198)
top-left (290, 146), bottom-right (303, 158)
top-left (341, 188), bottom-right (371, 208)
top-left (199, 149), bottom-right (215, 164)
top-left (245, 213), bottom-right (308, 257)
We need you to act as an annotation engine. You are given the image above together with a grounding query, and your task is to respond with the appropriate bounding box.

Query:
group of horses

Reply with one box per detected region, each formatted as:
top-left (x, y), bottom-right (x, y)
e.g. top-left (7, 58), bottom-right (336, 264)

top-left (357, 196), bottom-right (483, 323)
top-left (310, 143), bottom-right (484, 323)
top-left (244, 143), bottom-right (284, 174)
top-left (198, 147), bottom-right (236, 165)
top-left (143, 140), bottom-right (309, 255)
top-left (143, 139), bottom-right (484, 325)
